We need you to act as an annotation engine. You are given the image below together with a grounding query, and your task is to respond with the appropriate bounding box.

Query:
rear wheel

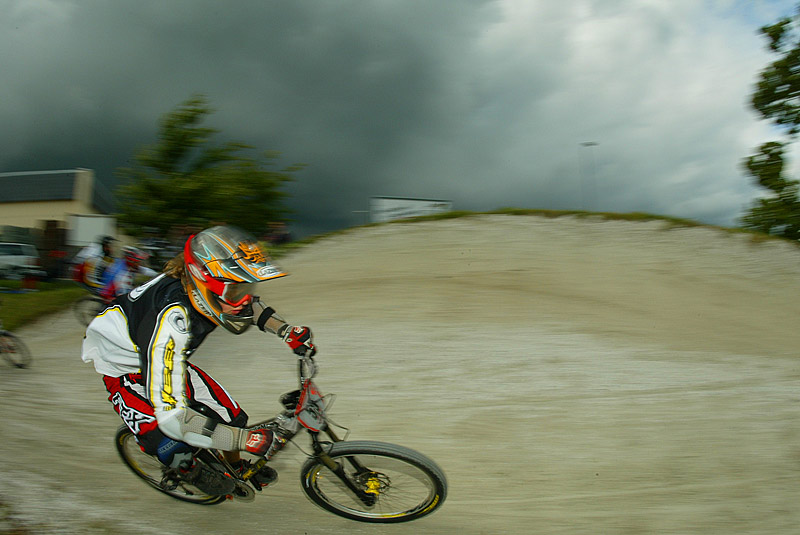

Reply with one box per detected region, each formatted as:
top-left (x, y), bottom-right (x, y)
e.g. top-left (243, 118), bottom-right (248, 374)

top-left (301, 440), bottom-right (447, 523)
top-left (114, 425), bottom-right (226, 505)
top-left (73, 295), bottom-right (108, 326)
top-left (0, 332), bottom-right (32, 369)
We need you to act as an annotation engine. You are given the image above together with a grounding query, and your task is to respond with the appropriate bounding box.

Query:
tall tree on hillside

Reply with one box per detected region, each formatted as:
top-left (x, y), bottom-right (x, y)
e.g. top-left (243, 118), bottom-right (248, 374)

top-left (115, 95), bottom-right (303, 238)
top-left (743, 5), bottom-right (800, 240)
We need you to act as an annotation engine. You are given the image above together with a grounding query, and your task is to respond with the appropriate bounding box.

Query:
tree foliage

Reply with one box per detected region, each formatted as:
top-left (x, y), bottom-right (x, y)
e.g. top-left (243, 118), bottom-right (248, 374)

top-left (115, 95), bottom-right (302, 238)
top-left (741, 142), bottom-right (800, 239)
top-left (742, 6), bottom-right (800, 239)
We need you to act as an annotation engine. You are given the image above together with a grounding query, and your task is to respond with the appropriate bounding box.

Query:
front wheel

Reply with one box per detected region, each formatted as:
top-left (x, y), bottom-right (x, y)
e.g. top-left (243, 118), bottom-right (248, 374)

top-left (0, 332), bottom-right (32, 369)
top-left (301, 440), bottom-right (447, 523)
top-left (114, 425), bottom-right (226, 505)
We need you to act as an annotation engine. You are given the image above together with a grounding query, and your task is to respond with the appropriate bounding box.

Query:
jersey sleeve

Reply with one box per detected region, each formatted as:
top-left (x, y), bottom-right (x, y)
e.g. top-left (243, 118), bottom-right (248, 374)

top-left (146, 304), bottom-right (192, 418)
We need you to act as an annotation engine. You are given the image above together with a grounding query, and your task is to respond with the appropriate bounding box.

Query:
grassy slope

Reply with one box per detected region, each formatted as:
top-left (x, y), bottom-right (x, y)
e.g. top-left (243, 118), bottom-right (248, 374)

top-left (0, 281), bottom-right (87, 332)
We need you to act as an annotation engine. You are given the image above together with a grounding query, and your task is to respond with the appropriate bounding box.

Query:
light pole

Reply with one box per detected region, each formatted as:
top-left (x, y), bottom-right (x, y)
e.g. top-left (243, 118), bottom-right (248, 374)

top-left (579, 142), bottom-right (598, 211)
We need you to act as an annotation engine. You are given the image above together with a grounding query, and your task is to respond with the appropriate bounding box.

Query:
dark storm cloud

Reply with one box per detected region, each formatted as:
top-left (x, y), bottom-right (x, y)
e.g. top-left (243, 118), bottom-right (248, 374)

top-left (1, 0), bottom-right (794, 236)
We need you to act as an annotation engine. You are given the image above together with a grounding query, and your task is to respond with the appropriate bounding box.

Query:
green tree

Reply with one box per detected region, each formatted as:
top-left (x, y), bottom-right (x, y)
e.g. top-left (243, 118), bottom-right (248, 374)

top-left (743, 5), bottom-right (800, 239)
top-left (115, 95), bottom-right (302, 237)
top-left (741, 142), bottom-right (800, 239)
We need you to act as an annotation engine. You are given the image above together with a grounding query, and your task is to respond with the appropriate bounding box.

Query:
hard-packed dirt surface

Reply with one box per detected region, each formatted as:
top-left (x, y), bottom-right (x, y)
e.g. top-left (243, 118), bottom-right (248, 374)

top-left (1, 214), bottom-right (798, 534)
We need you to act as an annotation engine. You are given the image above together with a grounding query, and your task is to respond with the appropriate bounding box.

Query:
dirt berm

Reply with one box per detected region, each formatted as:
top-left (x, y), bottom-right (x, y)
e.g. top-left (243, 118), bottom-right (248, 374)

top-left (1, 214), bottom-right (798, 534)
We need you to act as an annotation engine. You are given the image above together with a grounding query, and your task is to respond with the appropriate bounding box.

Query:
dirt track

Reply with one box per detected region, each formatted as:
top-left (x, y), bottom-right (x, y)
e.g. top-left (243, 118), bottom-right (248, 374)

top-left (1, 214), bottom-right (799, 534)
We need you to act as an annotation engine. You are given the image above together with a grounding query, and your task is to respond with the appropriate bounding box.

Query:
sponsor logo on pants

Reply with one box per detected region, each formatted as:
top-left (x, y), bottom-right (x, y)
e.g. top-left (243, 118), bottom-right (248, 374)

top-left (112, 392), bottom-right (156, 434)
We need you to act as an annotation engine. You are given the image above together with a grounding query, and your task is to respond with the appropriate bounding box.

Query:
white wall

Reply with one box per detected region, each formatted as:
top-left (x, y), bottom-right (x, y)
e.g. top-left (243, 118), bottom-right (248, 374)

top-left (370, 197), bottom-right (453, 223)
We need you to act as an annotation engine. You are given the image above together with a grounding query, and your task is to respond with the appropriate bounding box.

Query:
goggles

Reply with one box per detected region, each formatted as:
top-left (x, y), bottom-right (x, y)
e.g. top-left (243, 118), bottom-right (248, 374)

top-left (209, 279), bottom-right (258, 307)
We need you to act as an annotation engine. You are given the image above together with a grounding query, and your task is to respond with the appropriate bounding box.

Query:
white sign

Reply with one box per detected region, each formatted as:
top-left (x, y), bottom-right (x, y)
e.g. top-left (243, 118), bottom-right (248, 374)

top-left (66, 214), bottom-right (117, 246)
top-left (370, 197), bottom-right (453, 223)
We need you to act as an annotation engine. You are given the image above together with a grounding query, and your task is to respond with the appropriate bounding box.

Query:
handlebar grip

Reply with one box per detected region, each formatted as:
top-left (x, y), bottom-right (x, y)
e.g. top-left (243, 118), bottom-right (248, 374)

top-left (298, 353), bottom-right (318, 381)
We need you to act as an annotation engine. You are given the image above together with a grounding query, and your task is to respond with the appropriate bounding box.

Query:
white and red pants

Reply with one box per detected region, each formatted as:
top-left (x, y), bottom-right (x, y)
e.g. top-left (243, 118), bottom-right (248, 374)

top-left (102, 362), bottom-right (248, 454)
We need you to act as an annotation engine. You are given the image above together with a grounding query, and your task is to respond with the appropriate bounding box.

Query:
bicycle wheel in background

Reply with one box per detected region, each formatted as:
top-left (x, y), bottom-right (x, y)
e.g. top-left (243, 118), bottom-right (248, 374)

top-left (0, 331), bottom-right (32, 369)
top-left (300, 440), bottom-right (447, 523)
top-left (73, 295), bottom-right (107, 326)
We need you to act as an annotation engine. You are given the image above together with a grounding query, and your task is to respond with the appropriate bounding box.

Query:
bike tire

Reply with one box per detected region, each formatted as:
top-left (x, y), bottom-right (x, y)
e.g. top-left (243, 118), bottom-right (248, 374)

top-left (300, 440), bottom-right (447, 523)
top-left (73, 295), bottom-right (107, 326)
top-left (0, 332), bottom-right (32, 369)
top-left (114, 425), bottom-right (226, 505)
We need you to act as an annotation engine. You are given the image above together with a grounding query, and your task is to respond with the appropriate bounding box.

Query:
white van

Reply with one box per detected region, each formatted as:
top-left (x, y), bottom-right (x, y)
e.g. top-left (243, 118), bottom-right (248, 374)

top-left (0, 243), bottom-right (41, 279)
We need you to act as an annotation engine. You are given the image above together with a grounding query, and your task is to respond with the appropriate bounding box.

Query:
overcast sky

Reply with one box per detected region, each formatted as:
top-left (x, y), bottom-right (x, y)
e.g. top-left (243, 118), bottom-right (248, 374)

top-left (2, 0), bottom-right (797, 237)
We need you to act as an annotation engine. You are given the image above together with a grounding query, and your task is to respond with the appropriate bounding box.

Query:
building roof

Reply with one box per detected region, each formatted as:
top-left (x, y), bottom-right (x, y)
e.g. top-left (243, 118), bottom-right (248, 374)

top-left (0, 170), bottom-right (76, 202)
top-left (0, 169), bottom-right (115, 213)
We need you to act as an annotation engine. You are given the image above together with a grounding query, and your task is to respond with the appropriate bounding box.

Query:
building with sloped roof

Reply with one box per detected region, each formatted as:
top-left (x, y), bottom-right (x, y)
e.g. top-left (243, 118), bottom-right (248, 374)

top-left (0, 169), bottom-right (114, 229)
top-left (0, 167), bottom-right (120, 263)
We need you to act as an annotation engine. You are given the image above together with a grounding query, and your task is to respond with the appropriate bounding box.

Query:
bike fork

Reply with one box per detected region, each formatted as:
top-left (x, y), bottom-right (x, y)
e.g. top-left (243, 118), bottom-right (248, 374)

top-left (310, 432), bottom-right (377, 507)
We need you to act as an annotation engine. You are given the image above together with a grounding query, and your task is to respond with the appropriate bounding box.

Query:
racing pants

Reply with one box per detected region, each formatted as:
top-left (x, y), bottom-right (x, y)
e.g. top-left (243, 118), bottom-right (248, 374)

top-left (103, 362), bottom-right (248, 455)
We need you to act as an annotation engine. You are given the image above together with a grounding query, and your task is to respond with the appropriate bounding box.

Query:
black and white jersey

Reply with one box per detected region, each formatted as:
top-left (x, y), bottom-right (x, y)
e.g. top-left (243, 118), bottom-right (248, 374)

top-left (81, 274), bottom-right (217, 414)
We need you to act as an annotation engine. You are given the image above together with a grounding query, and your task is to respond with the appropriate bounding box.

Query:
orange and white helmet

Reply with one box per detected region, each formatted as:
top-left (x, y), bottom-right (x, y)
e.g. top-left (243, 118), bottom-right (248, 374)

top-left (184, 225), bottom-right (287, 333)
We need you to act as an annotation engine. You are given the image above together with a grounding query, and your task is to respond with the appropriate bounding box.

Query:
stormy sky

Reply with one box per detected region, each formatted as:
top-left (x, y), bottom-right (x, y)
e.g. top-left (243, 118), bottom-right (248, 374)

top-left (1, 0), bottom-right (796, 237)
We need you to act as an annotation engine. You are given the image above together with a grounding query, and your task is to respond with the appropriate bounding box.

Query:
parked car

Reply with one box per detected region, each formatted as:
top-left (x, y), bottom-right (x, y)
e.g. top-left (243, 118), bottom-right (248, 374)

top-left (0, 243), bottom-right (44, 280)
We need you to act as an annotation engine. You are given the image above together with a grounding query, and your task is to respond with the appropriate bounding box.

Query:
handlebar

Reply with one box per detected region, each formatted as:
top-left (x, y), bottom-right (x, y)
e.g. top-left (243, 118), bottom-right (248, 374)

top-left (298, 351), bottom-right (317, 385)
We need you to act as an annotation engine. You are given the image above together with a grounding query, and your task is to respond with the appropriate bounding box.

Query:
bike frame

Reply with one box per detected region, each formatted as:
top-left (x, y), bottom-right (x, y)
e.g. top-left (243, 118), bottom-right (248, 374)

top-left (200, 356), bottom-right (377, 506)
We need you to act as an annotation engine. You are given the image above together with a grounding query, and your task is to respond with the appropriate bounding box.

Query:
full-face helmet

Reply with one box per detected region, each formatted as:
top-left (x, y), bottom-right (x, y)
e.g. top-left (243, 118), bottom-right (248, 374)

top-left (184, 225), bottom-right (287, 334)
top-left (122, 246), bottom-right (147, 269)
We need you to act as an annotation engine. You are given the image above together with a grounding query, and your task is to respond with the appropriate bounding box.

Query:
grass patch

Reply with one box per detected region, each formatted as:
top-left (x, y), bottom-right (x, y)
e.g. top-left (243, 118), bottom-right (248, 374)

top-left (488, 208), bottom-right (708, 228)
top-left (0, 280), bottom-right (87, 331)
